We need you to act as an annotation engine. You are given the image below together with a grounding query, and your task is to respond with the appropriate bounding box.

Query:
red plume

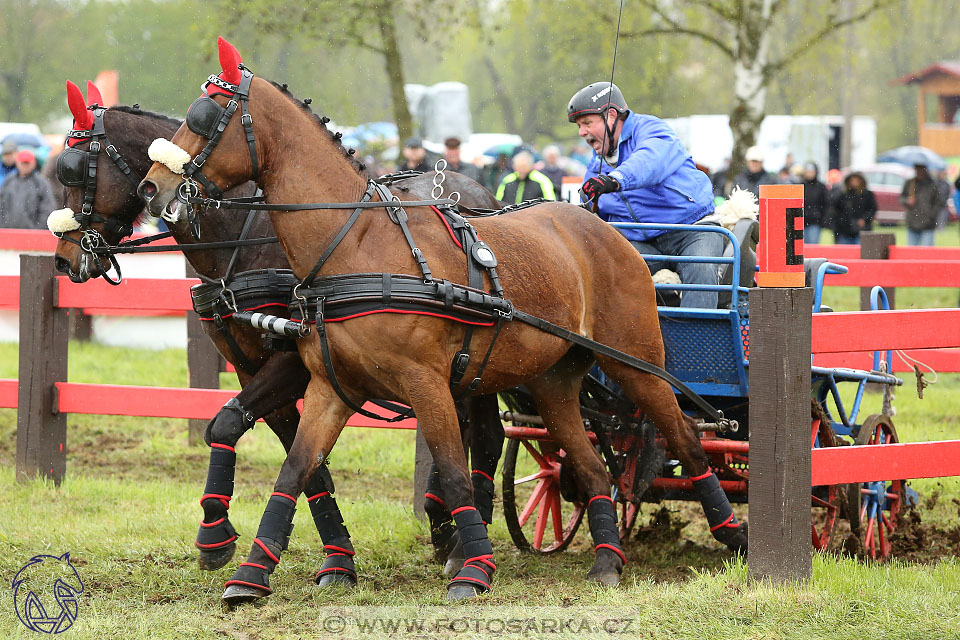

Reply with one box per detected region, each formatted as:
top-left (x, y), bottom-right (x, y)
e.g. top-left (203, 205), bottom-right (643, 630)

top-left (66, 81), bottom-right (94, 130)
top-left (86, 80), bottom-right (104, 107)
top-left (217, 36), bottom-right (242, 85)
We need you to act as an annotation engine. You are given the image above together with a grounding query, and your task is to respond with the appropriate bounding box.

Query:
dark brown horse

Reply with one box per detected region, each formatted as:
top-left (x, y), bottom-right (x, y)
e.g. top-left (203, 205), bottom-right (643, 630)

top-left (51, 81), bottom-right (504, 587)
top-left (140, 38), bottom-right (746, 602)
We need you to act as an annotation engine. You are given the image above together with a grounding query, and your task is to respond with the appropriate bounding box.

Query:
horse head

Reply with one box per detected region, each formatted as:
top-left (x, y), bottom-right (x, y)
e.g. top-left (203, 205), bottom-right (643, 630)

top-left (52, 81), bottom-right (178, 282)
top-left (141, 36), bottom-right (367, 224)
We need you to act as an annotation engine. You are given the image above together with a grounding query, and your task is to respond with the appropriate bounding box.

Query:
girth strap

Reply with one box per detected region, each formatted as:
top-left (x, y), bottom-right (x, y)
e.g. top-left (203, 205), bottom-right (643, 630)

top-left (314, 297), bottom-right (414, 423)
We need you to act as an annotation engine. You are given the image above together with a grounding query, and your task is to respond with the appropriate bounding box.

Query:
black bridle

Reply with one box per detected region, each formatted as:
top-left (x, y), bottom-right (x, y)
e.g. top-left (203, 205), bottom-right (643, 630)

top-left (176, 67), bottom-right (259, 209)
top-left (56, 106), bottom-right (143, 285)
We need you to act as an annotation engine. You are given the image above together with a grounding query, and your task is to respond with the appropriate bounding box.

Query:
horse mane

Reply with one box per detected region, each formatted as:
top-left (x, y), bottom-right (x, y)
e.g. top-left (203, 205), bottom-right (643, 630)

top-left (108, 104), bottom-right (183, 128)
top-left (267, 80), bottom-right (367, 176)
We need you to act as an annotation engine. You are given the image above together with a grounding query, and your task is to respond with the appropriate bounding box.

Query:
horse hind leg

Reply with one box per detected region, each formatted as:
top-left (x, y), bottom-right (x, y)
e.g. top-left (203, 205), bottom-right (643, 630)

top-left (596, 357), bottom-right (747, 552)
top-left (525, 353), bottom-right (626, 587)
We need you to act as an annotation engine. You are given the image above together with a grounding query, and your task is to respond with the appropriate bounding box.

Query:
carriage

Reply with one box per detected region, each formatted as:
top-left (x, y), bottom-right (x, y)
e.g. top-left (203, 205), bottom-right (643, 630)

top-left (498, 221), bottom-right (909, 561)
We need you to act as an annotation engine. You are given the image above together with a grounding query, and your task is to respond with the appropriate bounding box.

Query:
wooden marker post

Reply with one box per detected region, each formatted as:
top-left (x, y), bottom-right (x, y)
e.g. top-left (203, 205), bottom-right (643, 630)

top-left (748, 184), bottom-right (813, 583)
top-left (16, 254), bottom-right (69, 485)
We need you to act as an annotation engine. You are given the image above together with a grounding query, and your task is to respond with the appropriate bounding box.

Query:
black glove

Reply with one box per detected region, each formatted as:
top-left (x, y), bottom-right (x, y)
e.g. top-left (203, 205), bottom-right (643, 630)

top-left (582, 174), bottom-right (620, 200)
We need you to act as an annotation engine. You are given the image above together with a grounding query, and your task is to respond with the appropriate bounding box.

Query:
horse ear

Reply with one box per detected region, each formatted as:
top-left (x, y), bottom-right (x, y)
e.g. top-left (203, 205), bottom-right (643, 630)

top-left (66, 81), bottom-right (94, 130)
top-left (217, 36), bottom-right (242, 85)
top-left (86, 81), bottom-right (104, 107)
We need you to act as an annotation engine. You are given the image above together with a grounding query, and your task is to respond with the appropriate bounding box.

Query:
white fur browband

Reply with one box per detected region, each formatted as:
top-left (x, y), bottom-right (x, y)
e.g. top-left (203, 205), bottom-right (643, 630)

top-left (47, 208), bottom-right (81, 233)
top-left (148, 138), bottom-right (191, 174)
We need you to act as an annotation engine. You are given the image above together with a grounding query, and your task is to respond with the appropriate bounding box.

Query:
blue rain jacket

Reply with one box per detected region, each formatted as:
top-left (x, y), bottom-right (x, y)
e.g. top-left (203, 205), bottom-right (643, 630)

top-left (583, 111), bottom-right (714, 241)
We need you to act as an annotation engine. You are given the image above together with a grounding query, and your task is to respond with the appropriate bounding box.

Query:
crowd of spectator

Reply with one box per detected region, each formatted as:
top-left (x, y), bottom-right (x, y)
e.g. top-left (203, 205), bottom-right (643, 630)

top-left (707, 145), bottom-right (956, 246)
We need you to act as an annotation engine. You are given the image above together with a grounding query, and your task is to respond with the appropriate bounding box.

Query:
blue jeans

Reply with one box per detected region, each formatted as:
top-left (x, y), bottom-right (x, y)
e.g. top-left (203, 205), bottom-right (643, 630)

top-left (907, 228), bottom-right (935, 246)
top-left (835, 234), bottom-right (859, 245)
top-left (630, 227), bottom-right (723, 308)
top-left (804, 225), bottom-right (822, 245)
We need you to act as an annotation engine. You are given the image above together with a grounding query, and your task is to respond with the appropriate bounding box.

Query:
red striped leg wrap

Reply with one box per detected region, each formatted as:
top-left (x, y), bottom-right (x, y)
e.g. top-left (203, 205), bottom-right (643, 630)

top-left (471, 469), bottom-right (495, 526)
top-left (196, 445), bottom-right (238, 550)
top-left (691, 471), bottom-right (743, 548)
top-left (587, 495), bottom-right (626, 565)
top-left (448, 507), bottom-right (494, 594)
top-left (224, 494), bottom-right (296, 594)
top-left (307, 480), bottom-right (357, 585)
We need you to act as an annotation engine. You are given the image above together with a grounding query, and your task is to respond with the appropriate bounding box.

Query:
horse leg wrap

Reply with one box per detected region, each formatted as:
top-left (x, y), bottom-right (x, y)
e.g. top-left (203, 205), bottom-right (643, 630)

top-left (224, 493), bottom-right (296, 594)
top-left (471, 469), bottom-right (495, 526)
top-left (306, 470), bottom-right (357, 585)
top-left (448, 506), bottom-right (495, 594)
top-left (588, 495), bottom-right (626, 567)
top-left (424, 465), bottom-right (457, 560)
top-left (692, 470), bottom-right (744, 550)
top-left (196, 443), bottom-right (238, 551)
top-left (204, 397), bottom-right (257, 448)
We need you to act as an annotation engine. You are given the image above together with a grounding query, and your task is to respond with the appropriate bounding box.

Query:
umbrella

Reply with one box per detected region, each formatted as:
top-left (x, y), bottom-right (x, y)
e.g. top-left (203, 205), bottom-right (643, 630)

top-left (1, 132), bottom-right (46, 148)
top-left (876, 146), bottom-right (946, 171)
top-left (482, 143), bottom-right (540, 162)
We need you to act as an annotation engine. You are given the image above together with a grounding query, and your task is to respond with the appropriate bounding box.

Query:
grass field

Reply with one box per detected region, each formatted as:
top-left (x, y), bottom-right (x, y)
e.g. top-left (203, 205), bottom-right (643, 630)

top-left (1, 279), bottom-right (960, 638)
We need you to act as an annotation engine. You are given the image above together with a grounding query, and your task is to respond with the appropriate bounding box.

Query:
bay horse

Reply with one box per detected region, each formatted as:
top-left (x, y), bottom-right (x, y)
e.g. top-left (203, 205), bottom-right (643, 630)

top-left (50, 80), bottom-right (504, 587)
top-left (140, 37), bottom-right (747, 602)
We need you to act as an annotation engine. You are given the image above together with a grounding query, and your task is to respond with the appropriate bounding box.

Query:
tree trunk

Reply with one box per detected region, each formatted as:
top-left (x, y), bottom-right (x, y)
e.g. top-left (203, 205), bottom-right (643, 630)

top-left (483, 56), bottom-right (519, 134)
top-left (727, 0), bottom-right (773, 189)
top-left (377, 6), bottom-right (413, 141)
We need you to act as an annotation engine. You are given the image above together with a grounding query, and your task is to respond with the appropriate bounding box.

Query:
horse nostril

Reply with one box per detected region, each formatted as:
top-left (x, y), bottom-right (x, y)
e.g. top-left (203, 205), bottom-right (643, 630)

top-left (138, 180), bottom-right (157, 202)
top-left (54, 256), bottom-right (71, 274)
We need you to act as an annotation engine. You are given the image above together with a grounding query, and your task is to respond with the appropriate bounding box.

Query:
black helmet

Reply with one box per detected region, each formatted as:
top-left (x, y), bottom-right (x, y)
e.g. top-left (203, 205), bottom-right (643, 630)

top-left (567, 82), bottom-right (628, 123)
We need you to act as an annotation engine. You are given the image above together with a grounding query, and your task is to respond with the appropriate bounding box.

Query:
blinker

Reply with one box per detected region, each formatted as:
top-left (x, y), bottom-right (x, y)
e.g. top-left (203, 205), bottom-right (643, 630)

top-left (186, 96), bottom-right (226, 139)
top-left (56, 148), bottom-right (89, 187)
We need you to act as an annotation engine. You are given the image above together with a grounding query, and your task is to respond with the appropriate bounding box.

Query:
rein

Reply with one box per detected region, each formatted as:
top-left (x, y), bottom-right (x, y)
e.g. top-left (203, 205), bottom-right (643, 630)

top-left (164, 63), bottom-right (735, 429)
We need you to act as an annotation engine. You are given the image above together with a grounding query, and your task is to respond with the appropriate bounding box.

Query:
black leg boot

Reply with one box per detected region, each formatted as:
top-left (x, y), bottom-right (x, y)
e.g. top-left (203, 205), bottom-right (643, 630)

top-left (447, 506), bottom-right (495, 601)
top-left (691, 470), bottom-right (747, 552)
top-left (306, 466), bottom-right (357, 587)
top-left (222, 492), bottom-right (296, 605)
top-left (586, 495), bottom-right (625, 586)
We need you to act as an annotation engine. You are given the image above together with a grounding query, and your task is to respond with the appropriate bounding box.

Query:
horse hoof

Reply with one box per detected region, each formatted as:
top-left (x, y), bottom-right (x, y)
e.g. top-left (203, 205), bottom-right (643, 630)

top-left (446, 583), bottom-right (481, 601)
top-left (198, 543), bottom-right (236, 571)
top-left (587, 570), bottom-right (621, 587)
top-left (221, 584), bottom-right (268, 607)
top-left (316, 572), bottom-right (357, 589)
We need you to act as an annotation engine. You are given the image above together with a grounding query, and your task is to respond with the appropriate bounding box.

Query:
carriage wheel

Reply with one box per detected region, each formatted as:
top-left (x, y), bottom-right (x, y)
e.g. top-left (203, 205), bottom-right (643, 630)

top-left (811, 414), bottom-right (843, 551)
top-left (846, 414), bottom-right (904, 560)
top-left (501, 438), bottom-right (585, 554)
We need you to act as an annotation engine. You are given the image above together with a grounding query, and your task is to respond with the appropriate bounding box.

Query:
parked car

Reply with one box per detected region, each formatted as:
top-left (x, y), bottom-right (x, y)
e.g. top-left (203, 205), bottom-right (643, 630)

top-left (841, 163), bottom-right (956, 225)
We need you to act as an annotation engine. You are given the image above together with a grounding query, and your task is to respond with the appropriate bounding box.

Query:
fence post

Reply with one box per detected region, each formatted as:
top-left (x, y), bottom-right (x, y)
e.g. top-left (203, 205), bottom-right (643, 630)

top-left (860, 232), bottom-right (896, 310)
top-left (16, 254), bottom-right (69, 485)
top-left (750, 184), bottom-right (812, 583)
top-left (747, 287), bottom-right (814, 582)
top-left (185, 262), bottom-right (221, 445)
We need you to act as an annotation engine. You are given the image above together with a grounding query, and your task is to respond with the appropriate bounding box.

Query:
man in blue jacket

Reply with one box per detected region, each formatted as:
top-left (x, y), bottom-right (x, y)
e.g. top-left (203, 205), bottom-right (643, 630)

top-left (569, 82), bottom-right (722, 308)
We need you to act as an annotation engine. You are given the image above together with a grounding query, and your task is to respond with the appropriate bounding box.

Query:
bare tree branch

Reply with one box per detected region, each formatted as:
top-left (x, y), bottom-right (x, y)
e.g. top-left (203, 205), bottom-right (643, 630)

top-left (687, 0), bottom-right (739, 22)
top-left (620, 0), bottom-right (736, 59)
top-left (768, 0), bottom-right (897, 73)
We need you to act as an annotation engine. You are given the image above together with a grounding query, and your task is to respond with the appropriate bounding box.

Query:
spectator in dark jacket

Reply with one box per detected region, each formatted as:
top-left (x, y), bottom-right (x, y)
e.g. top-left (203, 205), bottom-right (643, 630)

top-left (0, 150), bottom-right (57, 229)
top-left (801, 162), bottom-right (829, 245)
top-left (443, 137), bottom-right (481, 183)
top-left (900, 163), bottom-right (941, 246)
top-left (732, 146), bottom-right (777, 197)
top-left (830, 172), bottom-right (876, 244)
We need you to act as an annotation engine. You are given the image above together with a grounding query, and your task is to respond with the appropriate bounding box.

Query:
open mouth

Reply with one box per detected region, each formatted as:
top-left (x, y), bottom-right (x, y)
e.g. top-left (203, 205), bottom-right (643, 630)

top-left (163, 197), bottom-right (182, 222)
